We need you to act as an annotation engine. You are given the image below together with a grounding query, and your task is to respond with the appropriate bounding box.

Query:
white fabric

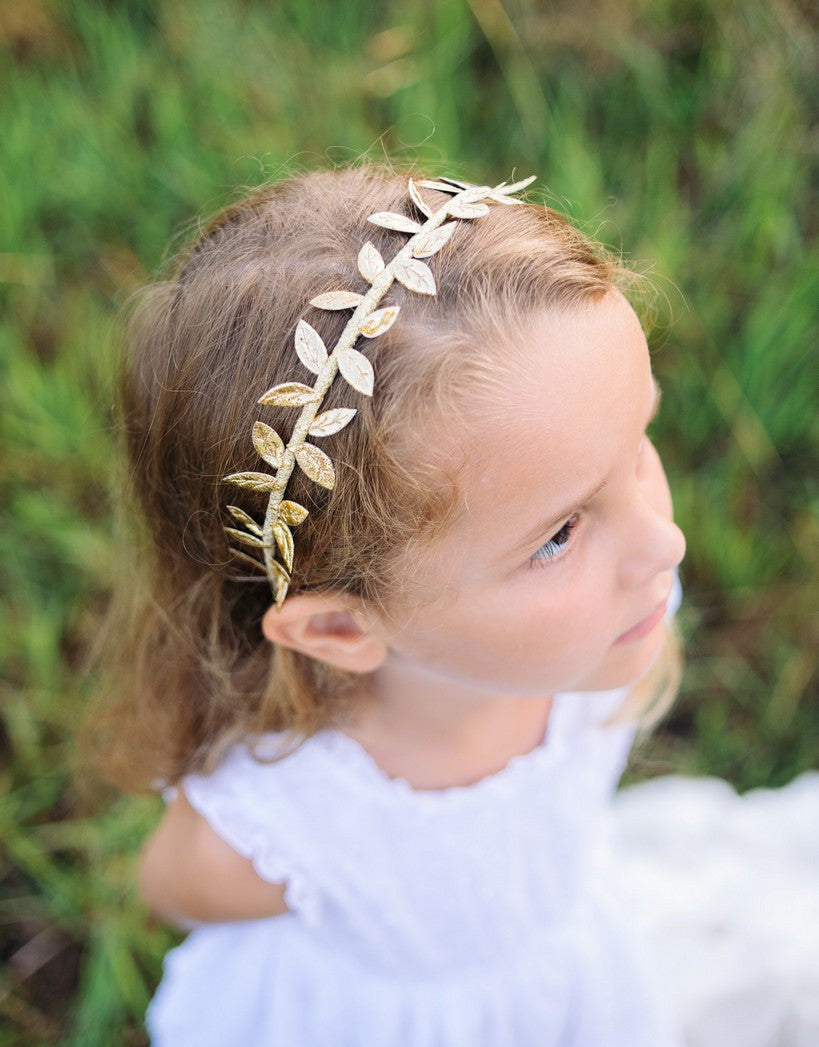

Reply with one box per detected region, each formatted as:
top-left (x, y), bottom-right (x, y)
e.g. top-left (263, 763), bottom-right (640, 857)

top-left (146, 691), bottom-right (819, 1046)
top-left (612, 771), bottom-right (819, 1047)
top-left (146, 686), bottom-right (681, 1047)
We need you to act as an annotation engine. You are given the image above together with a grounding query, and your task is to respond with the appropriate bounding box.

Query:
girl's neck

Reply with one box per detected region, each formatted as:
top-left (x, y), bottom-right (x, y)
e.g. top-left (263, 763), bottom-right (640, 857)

top-left (341, 660), bottom-right (553, 790)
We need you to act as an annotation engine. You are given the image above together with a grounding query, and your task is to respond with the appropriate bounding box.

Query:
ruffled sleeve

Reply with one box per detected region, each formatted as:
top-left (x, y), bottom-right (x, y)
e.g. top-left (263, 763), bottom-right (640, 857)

top-left (181, 741), bottom-right (323, 925)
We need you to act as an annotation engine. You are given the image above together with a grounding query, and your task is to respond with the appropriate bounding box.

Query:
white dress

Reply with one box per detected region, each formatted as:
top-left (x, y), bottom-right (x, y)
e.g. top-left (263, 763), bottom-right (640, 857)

top-left (146, 685), bottom-right (682, 1047)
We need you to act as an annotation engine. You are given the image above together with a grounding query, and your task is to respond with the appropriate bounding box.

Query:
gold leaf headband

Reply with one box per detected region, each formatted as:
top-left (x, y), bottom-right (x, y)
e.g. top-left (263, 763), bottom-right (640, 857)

top-left (223, 174), bottom-right (536, 608)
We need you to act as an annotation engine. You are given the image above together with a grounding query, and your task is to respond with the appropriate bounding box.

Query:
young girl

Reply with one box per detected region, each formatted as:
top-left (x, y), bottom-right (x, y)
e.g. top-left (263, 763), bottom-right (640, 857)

top-left (110, 165), bottom-right (689, 1045)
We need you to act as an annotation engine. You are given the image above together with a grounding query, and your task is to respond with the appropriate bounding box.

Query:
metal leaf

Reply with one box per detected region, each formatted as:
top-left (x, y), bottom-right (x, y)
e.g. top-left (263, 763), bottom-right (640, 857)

top-left (223, 471), bottom-right (277, 492)
top-left (224, 526), bottom-right (266, 549)
top-left (418, 179), bottom-right (460, 194)
top-left (357, 241), bottom-right (385, 283)
top-left (279, 500), bottom-right (309, 526)
top-left (309, 290), bottom-right (365, 310)
top-left (412, 222), bottom-right (457, 259)
top-left (407, 178), bottom-right (432, 218)
top-left (394, 257), bottom-right (436, 296)
top-left (457, 185), bottom-right (492, 203)
top-left (228, 546), bottom-right (267, 573)
top-left (447, 199), bottom-right (490, 219)
top-left (367, 211), bottom-right (422, 234)
top-left (226, 505), bottom-right (263, 537)
top-left (257, 382), bottom-right (318, 407)
top-left (358, 306), bottom-right (400, 338)
top-left (294, 443), bottom-right (336, 489)
top-left (252, 421), bottom-right (284, 467)
top-left (308, 407), bottom-right (357, 437)
top-left (272, 521), bottom-right (294, 570)
top-left (295, 319), bottom-right (328, 375)
top-left (272, 562), bottom-right (290, 609)
top-left (337, 347), bottom-right (375, 395)
top-left (438, 176), bottom-right (473, 189)
top-left (495, 174), bottom-right (536, 195)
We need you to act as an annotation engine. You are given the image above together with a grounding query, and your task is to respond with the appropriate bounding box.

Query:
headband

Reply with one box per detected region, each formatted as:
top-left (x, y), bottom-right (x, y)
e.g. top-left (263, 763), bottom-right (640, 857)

top-left (223, 174), bottom-right (536, 607)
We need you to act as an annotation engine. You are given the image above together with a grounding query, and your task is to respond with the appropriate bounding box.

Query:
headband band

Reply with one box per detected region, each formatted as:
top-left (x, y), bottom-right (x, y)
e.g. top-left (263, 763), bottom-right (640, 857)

top-left (223, 174), bottom-right (536, 607)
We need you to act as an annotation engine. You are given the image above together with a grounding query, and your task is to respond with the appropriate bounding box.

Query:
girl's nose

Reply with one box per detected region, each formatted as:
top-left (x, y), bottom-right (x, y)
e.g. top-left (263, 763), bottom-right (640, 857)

top-left (654, 515), bottom-right (686, 574)
top-left (618, 446), bottom-right (687, 588)
top-left (624, 498), bottom-right (687, 590)
top-left (619, 507), bottom-right (686, 590)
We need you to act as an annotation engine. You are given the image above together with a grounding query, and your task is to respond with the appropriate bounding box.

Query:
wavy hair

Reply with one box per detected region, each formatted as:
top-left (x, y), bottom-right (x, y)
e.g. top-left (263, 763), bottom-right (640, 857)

top-left (92, 165), bottom-right (679, 789)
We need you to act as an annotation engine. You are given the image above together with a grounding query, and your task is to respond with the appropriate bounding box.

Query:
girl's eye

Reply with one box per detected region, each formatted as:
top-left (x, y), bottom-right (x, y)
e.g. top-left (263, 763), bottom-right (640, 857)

top-left (528, 515), bottom-right (579, 567)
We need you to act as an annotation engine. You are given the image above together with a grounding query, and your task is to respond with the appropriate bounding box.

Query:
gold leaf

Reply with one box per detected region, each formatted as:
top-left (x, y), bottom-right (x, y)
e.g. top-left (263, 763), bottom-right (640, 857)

top-left (264, 559), bottom-right (291, 609)
top-left (272, 521), bottom-right (294, 570)
top-left (308, 407), bottom-right (357, 437)
top-left (226, 505), bottom-right (263, 537)
top-left (279, 500), bottom-right (309, 526)
top-left (228, 546), bottom-right (267, 573)
top-left (224, 526), bottom-right (266, 549)
top-left (394, 257), bottom-right (436, 296)
top-left (457, 185), bottom-right (492, 203)
top-left (418, 179), bottom-right (460, 194)
top-left (223, 471), bottom-right (277, 492)
top-left (272, 562), bottom-right (290, 609)
top-left (295, 319), bottom-right (328, 375)
top-left (412, 222), bottom-right (457, 259)
top-left (486, 175), bottom-right (536, 207)
top-left (407, 178), bottom-right (432, 218)
top-left (495, 174), bottom-right (536, 195)
top-left (447, 199), bottom-right (490, 219)
top-left (367, 211), bottom-right (422, 234)
top-left (337, 347), bottom-right (375, 395)
top-left (309, 290), bottom-right (365, 310)
top-left (294, 443), bottom-right (336, 489)
top-left (357, 241), bottom-right (385, 283)
top-left (257, 382), bottom-right (318, 407)
top-left (358, 305), bottom-right (400, 338)
top-left (252, 421), bottom-right (284, 467)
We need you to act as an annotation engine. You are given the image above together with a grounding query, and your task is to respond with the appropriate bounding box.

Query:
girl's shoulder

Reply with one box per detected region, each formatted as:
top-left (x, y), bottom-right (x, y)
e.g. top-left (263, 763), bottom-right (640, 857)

top-left (174, 732), bottom-right (346, 922)
top-left (179, 730), bottom-right (338, 821)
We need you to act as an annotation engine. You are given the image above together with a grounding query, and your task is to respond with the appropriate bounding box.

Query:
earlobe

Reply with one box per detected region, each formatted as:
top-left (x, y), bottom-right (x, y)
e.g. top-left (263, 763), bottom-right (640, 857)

top-left (261, 593), bottom-right (387, 674)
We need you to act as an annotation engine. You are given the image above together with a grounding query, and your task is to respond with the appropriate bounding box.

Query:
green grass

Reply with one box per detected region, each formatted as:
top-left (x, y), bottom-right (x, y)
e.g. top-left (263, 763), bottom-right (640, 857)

top-left (1, 0), bottom-right (816, 1041)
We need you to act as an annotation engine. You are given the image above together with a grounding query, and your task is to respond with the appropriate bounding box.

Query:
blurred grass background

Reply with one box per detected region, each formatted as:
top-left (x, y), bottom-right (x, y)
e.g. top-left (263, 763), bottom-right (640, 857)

top-left (1, 0), bottom-right (816, 1042)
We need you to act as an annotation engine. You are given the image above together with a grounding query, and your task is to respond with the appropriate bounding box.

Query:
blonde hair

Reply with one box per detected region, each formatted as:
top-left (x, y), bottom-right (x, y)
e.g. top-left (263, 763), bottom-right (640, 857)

top-left (95, 165), bottom-right (679, 790)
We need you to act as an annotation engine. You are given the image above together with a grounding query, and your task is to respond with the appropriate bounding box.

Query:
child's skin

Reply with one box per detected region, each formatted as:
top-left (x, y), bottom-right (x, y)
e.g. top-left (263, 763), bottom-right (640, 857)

top-left (139, 291), bottom-right (685, 925)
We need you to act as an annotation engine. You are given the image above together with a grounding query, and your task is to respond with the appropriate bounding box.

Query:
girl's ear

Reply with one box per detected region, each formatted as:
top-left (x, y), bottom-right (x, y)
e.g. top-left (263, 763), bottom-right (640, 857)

top-left (261, 592), bottom-right (387, 674)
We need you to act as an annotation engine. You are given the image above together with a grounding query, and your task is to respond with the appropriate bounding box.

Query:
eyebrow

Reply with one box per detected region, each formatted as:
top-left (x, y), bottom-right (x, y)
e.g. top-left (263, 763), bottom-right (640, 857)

top-left (509, 378), bottom-right (662, 556)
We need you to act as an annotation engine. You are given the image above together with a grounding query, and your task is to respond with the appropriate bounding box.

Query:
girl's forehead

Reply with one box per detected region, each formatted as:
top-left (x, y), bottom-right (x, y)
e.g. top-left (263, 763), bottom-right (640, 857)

top-left (424, 296), bottom-right (653, 554)
top-left (445, 295), bottom-right (648, 450)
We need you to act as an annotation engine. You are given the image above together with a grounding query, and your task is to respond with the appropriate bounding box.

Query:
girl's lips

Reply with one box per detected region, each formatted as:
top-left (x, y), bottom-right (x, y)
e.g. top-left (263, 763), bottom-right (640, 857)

top-left (614, 599), bottom-right (668, 645)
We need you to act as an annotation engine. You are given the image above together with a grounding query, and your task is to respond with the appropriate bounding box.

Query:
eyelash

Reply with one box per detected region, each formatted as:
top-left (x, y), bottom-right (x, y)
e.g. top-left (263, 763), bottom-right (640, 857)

top-left (527, 514), bottom-right (579, 568)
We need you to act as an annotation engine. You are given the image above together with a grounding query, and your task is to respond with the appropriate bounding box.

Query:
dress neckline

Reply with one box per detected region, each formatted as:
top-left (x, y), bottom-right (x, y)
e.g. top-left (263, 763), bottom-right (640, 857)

top-left (318, 691), bottom-right (576, 806)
